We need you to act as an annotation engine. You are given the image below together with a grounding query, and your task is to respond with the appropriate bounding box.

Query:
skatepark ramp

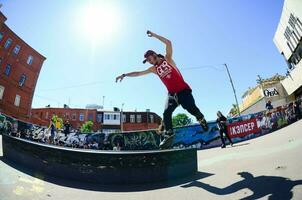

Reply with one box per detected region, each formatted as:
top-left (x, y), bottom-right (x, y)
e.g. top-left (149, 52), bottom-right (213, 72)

top-left (2, 133), bottom-right (197, 184)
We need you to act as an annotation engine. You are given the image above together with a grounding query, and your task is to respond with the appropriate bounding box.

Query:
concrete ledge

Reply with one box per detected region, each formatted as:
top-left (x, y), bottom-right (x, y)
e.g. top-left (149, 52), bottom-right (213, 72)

top-left (2, 134), bottom-right (197, 184)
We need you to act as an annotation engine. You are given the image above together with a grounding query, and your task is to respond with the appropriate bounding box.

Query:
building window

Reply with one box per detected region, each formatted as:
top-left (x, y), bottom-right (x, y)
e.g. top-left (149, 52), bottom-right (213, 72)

top-left (66, 113), bottom-right (70, 119)
top-left (72, 113), bottom-right (76, 121)
top-left (13, 45), bottom-right (21, 55)
top-left (0, 85), bottom-right (4, 100)
top-left (19, 74), bottom-right (26, 87)
top-left (4, 64), bottom-right (11, 76)
top-left (0, 32), bottom-right (3, 41)
top-left (137, 114), bottom-right (142, 123)
top-left (27, 55), bottom-right (33, 65)
top-left (150, 115), bottom-right (154, 123)
top-left (14, 94), bottom-right (21, 107)
top-left (113, 114), bottom-right (120, 120)
top-left (122, 114), bottom-right (126, 123)
top-left (79, 113), bottom-right (84, 121)
top-left (130, 114), bottom-right (135, 123)
top-left (88, 113), bottom-right (93, 121)
top-left (97, 114), bottom-right (102, 122)
top-left (4, 38), bottom-right (12, 49)
top-left (105, 114), bottom-right (110, 120)
top-left (45, 112), bottom-right (49, 119)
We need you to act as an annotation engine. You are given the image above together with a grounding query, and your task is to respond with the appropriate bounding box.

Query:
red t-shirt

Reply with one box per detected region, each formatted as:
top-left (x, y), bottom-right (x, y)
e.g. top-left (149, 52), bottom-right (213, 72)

top-left (155, 59), bottom-right (191, 94)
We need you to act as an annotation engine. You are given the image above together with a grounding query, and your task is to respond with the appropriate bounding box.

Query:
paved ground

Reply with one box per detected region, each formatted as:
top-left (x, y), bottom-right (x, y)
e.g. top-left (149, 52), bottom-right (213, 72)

top-left (1, 120), bottom-right (302, 200)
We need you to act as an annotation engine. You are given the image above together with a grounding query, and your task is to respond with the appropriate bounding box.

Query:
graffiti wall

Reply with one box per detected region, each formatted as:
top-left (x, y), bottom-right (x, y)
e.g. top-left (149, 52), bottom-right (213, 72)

top-left (0, 101), bottom-right (301, 150)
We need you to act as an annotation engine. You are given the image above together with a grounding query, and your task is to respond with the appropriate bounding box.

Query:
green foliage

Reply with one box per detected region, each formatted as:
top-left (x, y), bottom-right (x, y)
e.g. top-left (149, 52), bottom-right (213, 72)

top-left (229, 104), bottom-right (240, 116)
top-left (80, 121), bottom-right (94, 133)
top-left (172, 113), bottom-right (193, 127)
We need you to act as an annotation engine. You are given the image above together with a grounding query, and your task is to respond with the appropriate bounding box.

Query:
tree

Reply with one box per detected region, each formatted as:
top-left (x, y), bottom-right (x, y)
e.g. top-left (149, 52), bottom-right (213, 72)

top-left (80, 121), bottom-right (94, 133)
top-left (172, 113), bottom-right (193, 127)
top-left (229, 104), bottom-right (240, 117)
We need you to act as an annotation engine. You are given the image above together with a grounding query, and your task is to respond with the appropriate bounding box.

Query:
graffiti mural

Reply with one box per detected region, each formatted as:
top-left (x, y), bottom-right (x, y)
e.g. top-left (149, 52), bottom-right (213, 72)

top-left (0, 101), bottom-right (301, 151)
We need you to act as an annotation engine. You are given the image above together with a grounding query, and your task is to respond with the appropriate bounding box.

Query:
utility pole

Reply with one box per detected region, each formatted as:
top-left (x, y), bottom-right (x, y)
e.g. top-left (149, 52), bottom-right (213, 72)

top-left (224, 64), bottom-right (241, 116)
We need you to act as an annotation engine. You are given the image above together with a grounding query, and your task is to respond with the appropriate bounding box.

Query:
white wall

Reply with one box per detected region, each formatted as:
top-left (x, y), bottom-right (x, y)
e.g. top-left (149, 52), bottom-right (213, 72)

top-left (282, 62), bottom-right (302, 95)
top-left (103, 112), bottom-right (121, 125)
top-left (273, 0), bottom-right (302, 60)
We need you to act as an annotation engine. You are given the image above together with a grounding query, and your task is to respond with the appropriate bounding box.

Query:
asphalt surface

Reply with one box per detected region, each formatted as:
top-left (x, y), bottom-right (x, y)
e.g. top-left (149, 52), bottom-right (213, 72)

top-left (1, 120), bottom-right (302, 200)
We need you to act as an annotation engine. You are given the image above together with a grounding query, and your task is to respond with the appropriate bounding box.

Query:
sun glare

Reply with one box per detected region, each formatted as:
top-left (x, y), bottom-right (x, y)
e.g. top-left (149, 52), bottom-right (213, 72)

top-left (76, 2), bottom-right (121, 44)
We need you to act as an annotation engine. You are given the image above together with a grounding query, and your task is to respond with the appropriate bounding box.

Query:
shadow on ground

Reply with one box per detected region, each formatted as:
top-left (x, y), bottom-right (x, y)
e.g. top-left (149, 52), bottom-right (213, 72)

top-left (182, 172), bottom-right (302, 200)
top-left (0, 157), bottom-right (213, 192)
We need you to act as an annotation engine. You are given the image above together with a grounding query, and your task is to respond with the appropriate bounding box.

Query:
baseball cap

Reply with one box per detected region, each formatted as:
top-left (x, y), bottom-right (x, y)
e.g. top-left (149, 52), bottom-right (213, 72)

top-left (143, 50), bottom-right (157, 64)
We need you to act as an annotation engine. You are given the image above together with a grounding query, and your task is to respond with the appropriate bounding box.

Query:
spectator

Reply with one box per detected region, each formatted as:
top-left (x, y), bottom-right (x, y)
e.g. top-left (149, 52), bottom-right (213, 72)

top-left (266, 100), bottom-right (273, 110)
top-left (216, 111), bottom-right (233, 148)
top-left (49, 120), bottom-right (56, 144)
top-left (294, 101), bottom-right (302, 121)
top-left (63, 120), bottom-right (71, 137)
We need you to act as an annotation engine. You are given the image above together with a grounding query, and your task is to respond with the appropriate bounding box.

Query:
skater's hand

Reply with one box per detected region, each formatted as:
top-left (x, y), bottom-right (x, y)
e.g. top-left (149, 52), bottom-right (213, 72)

top-left (147, 30), bottom-right (155, 37)
top-left (115, 74), bottom-right (125, 82)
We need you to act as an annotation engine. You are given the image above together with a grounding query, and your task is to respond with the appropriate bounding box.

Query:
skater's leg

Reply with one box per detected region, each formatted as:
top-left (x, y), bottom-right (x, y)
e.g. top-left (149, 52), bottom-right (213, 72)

top-left (177, 89), bottom-right (208, 131)
top-left (160, 94), bottom-right (178, 149)
top-left (163, 94), bottom-right (178, 135)
top-left (178, 90), bottom-right (204, 120)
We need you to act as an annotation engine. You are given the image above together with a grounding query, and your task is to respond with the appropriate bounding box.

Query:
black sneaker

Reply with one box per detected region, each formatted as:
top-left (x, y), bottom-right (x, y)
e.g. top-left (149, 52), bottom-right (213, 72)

top-left (159, 134), bottom-right (175, 150)
top-left (198, 117), bottom-right (209, 132)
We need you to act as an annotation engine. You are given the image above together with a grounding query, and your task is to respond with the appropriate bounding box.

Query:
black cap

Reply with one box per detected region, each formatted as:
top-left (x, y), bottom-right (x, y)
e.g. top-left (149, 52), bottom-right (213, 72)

top-left (143, 50), bottom-right (157, 64)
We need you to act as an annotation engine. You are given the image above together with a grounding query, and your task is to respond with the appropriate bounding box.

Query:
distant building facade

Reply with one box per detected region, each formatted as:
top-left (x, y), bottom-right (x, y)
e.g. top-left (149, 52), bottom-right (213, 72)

top-left (273, 0), bottom-right (302, 100)
top-left (31, 107), bottom-right (100, 131)
top-left (239, 74), bottom-right (295, 115)
top-left (0, 11), bottom-right (46, 122)
top-left (31, 107), bottom-right (161, 132)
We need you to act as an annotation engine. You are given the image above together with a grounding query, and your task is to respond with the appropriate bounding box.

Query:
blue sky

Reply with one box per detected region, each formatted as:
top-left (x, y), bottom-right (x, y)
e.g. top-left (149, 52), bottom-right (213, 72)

top-left (2, 0), bottom-right (285, 120)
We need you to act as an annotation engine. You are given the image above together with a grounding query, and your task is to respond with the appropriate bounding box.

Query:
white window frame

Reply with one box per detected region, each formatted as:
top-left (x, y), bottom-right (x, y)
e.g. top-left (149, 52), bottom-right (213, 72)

top-left (150, 115), bottom-right (154, 123)
top-left (137, 114), bottom-right (142, 123)
top-left (19, 74), bottom-right (26, 87)
top-left (4, 38), bottom-right (12, 49)
top-left (130, 114), bottom-right (135, 123)
top-left (14, 94), bottom-right (21, 107)
top-left (105, 114), bottom-right (110, 120)
top-left (13, 45), bottom-right (21, 55)
top-left (0, 85), bottom-right (4, 100)
top-left (79, 113), bottom-right (84, 121)
top-left (27, 55), bottom-right (33, 65)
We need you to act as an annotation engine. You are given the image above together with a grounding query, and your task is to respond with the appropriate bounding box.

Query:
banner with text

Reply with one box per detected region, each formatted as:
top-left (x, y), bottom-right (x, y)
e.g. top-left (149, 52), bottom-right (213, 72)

top-left (227, 118), bottom-right (259, 138)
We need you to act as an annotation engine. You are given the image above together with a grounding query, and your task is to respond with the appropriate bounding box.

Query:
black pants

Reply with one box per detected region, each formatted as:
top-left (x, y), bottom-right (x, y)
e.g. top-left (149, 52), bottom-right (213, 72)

top-left (219, 127), bottom-right (233, 146)
top-left (163, 89), bottom-right (204, 133)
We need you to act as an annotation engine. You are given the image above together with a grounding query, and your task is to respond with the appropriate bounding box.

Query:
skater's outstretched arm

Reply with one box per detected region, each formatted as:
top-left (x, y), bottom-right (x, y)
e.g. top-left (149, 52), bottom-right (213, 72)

top-left (115, 66), bottom-right (156, 82)
top-left (147, 30), bottom-right (173, 61)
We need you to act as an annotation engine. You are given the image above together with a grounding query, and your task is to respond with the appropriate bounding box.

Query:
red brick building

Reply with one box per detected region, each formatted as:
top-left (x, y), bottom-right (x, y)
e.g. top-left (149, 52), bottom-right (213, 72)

top-left (121, 111), bottom-right (161, 131)
top-left (0, 11), bottom-right (46, 122)
top-left (31, 107), bottom-right (101, 130)
top-left (31, 107), bottom-right (161, 132)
